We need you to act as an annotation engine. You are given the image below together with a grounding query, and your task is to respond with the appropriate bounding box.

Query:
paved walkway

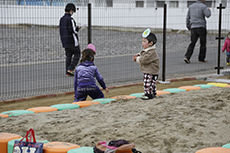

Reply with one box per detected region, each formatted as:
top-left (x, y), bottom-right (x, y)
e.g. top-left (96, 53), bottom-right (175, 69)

top-left (0, 47), bottom-right (227, 101)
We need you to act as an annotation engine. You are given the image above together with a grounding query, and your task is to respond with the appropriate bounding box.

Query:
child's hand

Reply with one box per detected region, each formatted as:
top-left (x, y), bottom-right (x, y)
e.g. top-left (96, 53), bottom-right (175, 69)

top-left (133, 55), bottom-right (138, 61)
top-left (133, 55), bottom-right (136, 61)
top-left (105, 88), bottom-right (109, 93)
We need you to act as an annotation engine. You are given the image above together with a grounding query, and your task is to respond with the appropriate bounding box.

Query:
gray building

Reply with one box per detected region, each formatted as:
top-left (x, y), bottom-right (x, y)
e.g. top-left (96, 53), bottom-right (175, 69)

top-left (0, 0), bottom-right (228, 8)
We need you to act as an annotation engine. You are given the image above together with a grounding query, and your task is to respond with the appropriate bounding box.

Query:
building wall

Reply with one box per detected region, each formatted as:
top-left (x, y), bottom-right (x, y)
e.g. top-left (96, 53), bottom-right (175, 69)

top-left (0, 1), bottom-right (229, 30)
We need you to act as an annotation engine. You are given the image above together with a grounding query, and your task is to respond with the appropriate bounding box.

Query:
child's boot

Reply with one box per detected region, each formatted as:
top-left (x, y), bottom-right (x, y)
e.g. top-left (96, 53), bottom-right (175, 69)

top-left (141, 94), bottom-right (155, 100)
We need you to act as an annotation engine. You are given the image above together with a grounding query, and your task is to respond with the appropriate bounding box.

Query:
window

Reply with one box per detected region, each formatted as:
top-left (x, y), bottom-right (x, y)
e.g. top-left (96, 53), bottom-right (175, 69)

top-left (1, 0), bottom-right (17, 5)
top-left (76, 0), bottom-right (89, 7)
top-left (187, 0), bottom-right (216, 8)
top-left (211, 0), bottom-right (216, 8)
top-left (187, 1), bottom-right (196, 7)
top-left (136, 1), bottom-right (144, 8)
top-left (169, 1), bottom-right (178, 8)
top-left (95, 0), bottom-right (104, 7)
top-left (146, 0), bottom-right (155, 7)
top-left (17, 0), bottom-right (50, 6)
top-left (106, 0), bottom-right (113, 7)
top-left (221, 0), bottom-right (227, 8)
top-left (156, 1), bottom-right (165, 8)
top-left (95, 0), bottom-right (113, 7)
top-left (205, 1), bottom-right (212, 7)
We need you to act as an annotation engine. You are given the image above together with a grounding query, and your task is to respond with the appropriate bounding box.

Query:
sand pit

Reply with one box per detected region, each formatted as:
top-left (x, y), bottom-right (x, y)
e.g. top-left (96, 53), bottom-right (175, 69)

top-left (0, 87), bottom-right (230, 153)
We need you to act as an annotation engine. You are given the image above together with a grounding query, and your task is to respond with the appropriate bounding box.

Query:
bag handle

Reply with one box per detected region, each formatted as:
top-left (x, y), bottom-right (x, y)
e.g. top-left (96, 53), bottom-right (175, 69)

top-left (28, 128), bottom-right (37, 143)
top-left (19, 130), bottom-right (29, 142)
top-left (19, 128), bottom-right (36, 143)
top-left (98, 141), bottom-right (117, 150)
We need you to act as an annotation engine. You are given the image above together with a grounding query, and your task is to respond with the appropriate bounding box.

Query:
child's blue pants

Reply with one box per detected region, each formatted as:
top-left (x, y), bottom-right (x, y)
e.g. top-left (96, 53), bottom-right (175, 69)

top-left (74, 86), bottom-right (104, 102)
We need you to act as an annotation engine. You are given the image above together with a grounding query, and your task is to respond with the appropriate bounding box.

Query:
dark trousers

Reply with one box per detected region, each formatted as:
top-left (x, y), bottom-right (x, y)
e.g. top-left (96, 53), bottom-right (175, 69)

top-left (226, 52), bottom-right (230, 63)
top-left (185, 28), bottom-right (207, 61)
top-left (74, 86), bottom-right (104, 102)
top-left (65, 46), bottom-right (81, 72)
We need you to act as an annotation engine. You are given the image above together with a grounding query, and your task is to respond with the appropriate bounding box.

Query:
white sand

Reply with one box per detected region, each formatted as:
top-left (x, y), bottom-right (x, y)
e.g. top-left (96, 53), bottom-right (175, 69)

top-left (1, 87), bottom-right (230, 153)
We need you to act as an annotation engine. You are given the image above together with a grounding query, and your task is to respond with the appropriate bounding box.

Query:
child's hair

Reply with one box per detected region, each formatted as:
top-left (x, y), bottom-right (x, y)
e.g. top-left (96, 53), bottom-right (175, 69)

top-left (80, 49), bottom-right (95, 63)
top-left (227, 32), bottom-right (230, 37)
top-left (146, 33), bottom-right (157, 45)
top-left (65, 3), bottom-right (76, 12)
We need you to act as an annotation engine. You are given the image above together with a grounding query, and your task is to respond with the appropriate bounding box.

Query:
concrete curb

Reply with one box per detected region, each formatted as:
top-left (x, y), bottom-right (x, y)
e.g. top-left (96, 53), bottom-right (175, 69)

top-left (0, 92), bottom-right (74, 104)
top-left (0, 76), bottom-right (199, 104)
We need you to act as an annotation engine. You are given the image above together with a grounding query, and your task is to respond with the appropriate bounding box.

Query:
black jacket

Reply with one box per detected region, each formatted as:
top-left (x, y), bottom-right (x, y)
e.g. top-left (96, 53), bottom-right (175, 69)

top-left (59, 13), bottom-right (79, 48)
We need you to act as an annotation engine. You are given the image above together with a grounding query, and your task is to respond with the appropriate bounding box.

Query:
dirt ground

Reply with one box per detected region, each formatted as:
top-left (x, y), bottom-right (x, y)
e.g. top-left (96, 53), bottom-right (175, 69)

top-left (0, 78), bottom-right (230, 153)
top-left (0, 79), bottom-right (207, 113)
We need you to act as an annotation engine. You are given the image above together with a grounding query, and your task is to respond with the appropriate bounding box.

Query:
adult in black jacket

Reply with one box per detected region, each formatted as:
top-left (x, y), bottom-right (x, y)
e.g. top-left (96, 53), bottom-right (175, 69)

top-left (59, 3), bottom-right (81, 76)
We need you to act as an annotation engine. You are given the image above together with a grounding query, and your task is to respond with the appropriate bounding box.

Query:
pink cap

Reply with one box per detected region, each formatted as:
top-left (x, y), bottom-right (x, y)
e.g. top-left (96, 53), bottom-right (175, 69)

top-left (86, 43), bottom-right (96, 54)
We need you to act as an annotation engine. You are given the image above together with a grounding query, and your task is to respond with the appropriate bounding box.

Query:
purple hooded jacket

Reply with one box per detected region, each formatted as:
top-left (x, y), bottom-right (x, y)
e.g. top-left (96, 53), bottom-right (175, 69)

top-left (74, 61), bottom-right (106, 92)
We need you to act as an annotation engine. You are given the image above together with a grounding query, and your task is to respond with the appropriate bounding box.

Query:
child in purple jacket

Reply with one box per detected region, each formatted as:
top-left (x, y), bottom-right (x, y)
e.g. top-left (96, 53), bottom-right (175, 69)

top-left (74, 44), bottom-right (109, 102)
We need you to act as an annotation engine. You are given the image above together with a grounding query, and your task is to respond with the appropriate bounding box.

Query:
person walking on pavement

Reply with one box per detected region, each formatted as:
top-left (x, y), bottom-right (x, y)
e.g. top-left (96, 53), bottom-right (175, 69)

top-left (184, 0), bottom-right (211, 64)
top-left (59, 3), bottom-right (81, 76)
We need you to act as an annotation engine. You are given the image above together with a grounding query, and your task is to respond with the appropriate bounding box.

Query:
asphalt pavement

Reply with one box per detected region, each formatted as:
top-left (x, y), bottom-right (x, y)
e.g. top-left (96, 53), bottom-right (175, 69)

top-left (0, 46), bottom-right (227, 101)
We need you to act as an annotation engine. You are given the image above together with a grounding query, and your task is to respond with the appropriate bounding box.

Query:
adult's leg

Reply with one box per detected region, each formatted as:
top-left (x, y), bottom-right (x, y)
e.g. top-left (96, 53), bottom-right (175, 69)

top-left (88, 87), bottom-right (104, 100)
top-left (69, 46), bottom-right (81, 71)
top-left (185, 29), bottom-right (199, 60)
top-left (65, 48), bottom-right (74, 73)
top-left (198, 28), bottom-right (207, 61)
